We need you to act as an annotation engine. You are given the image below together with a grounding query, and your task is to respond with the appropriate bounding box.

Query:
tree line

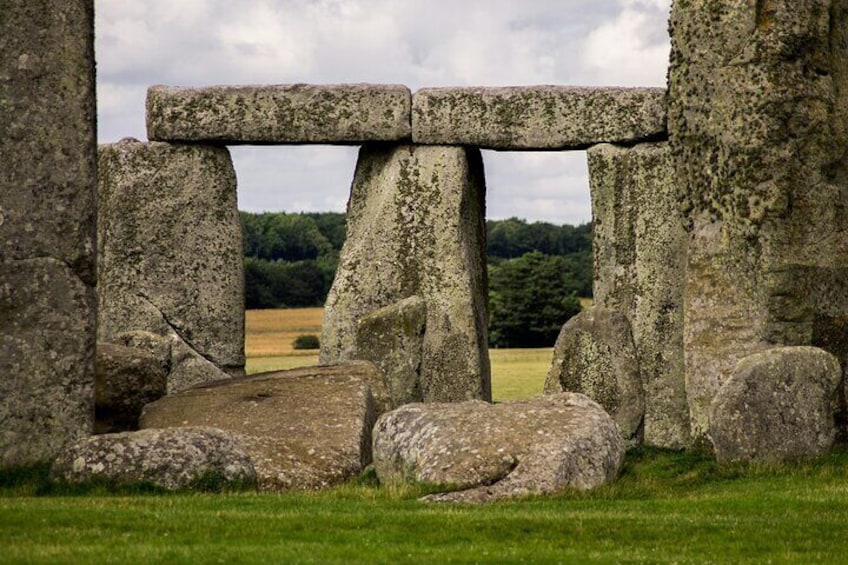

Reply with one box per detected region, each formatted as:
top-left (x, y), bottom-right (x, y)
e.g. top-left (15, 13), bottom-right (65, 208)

top-left (241, 211), bottom-right (593, 347)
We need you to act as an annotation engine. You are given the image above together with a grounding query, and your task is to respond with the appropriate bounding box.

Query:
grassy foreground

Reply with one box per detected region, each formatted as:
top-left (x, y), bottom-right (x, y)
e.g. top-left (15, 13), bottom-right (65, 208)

top-left (3, 449), bottom-right (848, 563)
top-left (244, 308), bottom-right (552, 401)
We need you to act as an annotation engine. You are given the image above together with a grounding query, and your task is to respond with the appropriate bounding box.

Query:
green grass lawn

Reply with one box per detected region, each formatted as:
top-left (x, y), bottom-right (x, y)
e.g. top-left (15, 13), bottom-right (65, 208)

top-left (3, 449), bottom-right (848, 563)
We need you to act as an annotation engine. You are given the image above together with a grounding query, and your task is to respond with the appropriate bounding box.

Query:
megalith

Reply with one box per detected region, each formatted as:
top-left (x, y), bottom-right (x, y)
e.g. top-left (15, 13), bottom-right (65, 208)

top-left (0, 0), bottom-right (97, 466)
top-left (354, 296), bottom-right (427, 411)
top-left (588, 142), bottom-right (689, 448)
top-left (321, 144), bottom-right (491, 402)
top-left (709, 347), bottom-right (841, 464)
top-left (669, 1), bottom-right (848, 442)
top-left (544, 306), bottom-right (644, 446)
top-left (97, 139), bottom-right (245, 392)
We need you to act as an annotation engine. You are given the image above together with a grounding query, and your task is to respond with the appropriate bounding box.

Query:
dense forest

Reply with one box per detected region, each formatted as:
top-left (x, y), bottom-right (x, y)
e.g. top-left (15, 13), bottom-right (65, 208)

top-left (240, 211), bottom-right (593, 347)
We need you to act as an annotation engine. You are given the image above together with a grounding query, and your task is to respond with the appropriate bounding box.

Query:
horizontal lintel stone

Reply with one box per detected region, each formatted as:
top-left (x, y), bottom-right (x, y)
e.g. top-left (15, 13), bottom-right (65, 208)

top-left (146, 84), bottom-right (412, 145)
top-left (412, 86), bottom-right (667, 150)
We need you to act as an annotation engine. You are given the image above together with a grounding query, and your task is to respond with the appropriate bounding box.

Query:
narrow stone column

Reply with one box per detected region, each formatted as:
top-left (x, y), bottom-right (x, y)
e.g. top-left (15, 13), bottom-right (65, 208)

top-left (98, 140), bottom-right (245, 393)
top-left (0, 1), bottom-right (97, 466)
top-left (669, 1), bottom-right (848, 442)
top-left (589, 142), bottom-right (689, 448)
top-left (321, 144), bottom-right (490, 403)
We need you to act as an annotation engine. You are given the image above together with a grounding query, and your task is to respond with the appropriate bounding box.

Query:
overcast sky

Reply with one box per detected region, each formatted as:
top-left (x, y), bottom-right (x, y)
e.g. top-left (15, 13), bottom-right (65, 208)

top-left (95, 0), bottom-right (671, 225)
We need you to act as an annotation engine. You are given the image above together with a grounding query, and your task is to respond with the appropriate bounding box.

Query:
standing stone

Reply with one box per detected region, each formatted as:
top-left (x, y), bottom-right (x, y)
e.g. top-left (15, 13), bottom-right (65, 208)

top-left (97, 139), bottom-right (245, 392)
top-left (321, 144), bottom-right (490, 402)
top-left (669, 1), bottom-right (848, 442)
top-left (588, 142), bottom-right (689, 448)
top-left (544, 306), bottom-right (643, 446)
top-left (353, 296), bottom-right (427, 411)
top-left (709, 347), bottom-right (841, 463)
top-left (0, 1), bottom-right (97, 466)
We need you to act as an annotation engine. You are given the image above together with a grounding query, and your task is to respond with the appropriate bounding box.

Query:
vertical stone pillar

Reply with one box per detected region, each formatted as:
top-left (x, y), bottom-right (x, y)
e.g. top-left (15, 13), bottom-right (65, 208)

top-left (98, 140), bottom-right (245, 393)
top-left (0, 1), bottom-right (97, 466)
top-left (321, 144), bottom-right (491, 403)
top-left (589, 142), bottom-right (690, 448)
top-left (669, 1), bottom-right (848, 442)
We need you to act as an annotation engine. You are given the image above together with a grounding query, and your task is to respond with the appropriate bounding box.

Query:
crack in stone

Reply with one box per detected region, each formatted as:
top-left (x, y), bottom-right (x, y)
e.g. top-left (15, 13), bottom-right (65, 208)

top-left (136, 291), bottom-right (219, 368)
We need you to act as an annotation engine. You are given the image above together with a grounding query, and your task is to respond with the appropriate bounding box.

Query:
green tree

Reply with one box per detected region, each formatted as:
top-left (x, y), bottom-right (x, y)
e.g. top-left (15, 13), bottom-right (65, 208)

top-left (488, 251), bottom-right (582, 348)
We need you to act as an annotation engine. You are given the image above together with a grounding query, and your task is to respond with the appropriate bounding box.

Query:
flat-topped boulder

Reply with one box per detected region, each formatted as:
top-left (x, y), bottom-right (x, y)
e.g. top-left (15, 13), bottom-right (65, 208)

top-left (373, 393), bottom-right (624, 503)
top-left (412, 86), bottom-right (667, 150)
top-left (139, 363), bottom-right (379, 491)
top-left (147, 84), bottom-right (412, 144)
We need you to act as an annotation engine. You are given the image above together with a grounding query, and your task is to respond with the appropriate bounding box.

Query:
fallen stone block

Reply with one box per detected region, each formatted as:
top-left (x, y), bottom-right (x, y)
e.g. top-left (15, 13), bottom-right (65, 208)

top-left (373, 393), bottom-right (624, 502)
top-left (95, 342), bottom-right (167, 434)
top-left (139, 363), bottom-right (379, 491)
top-left (52, 427), bottom-right (256, 490)
top-left (412, 86), bottom-right (666, 150)
top-left (709, 347), bottom-right (841, 464)
top-left (321, 143), bottom-right (490, 402)
top-left (353, 296), bottom-right (426, 412)
top-left (544, 306), bottom-right (644, 446)
top-left (97, 139), bottom-right (245, 392)
top-left (147, 84), bottom-right (412, 144)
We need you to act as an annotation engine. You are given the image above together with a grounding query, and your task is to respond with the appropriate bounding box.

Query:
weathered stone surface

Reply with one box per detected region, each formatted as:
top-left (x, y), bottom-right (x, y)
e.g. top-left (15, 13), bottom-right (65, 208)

top-left (147, 84), bottom-right (411, 144)
top-left (544, 306), bottom-right (643, 446)
top-left (709, 347), bottom-right (841, 463)
top-left (95, 343), bottom-right (167, 434)
top-left (97, 139), bottom-right (245, 392)
top-left (0, 259), bottom-right (95, 466)
top-left (588, 142), bottom-right (689, 449)
top-left (373, 393), bottom-right (624, 502)
top-left (0, 1), bottom-right (97, 466)
top-left (140, 363), bottom-right (378, 491)
top-left (52, 427), bottom-right (256, 490)
top-left (321, 144), bottom-right (490, 402)
top-left (412, 86), bottom-right (666, 150)
top-left (669, 1), bottom-right (848, 442)
top-left (353, 296), bottom-right (426, 411)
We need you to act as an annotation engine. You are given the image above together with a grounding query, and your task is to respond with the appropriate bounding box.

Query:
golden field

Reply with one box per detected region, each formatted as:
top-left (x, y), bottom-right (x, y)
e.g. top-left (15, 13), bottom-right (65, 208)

top-left (244, 307), bottom-right (553, 401)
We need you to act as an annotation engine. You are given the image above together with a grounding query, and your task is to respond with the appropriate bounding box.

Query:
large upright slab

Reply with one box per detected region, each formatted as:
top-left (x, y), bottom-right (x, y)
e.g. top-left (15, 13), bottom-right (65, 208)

top-left (588, 142), bottom-right (689, 448)
top-left (412, 86), bottom-right (667, 150)
top-left (669, 1), bottom-right (848, 442)
top-left (321, 144), bottom-right (491, 402)
top-left (98, 139), bottom-right (245, 392)
top-left (147, 84), bottom-right (411, 144)
top-left (0, 1), bottom-right (97, 466)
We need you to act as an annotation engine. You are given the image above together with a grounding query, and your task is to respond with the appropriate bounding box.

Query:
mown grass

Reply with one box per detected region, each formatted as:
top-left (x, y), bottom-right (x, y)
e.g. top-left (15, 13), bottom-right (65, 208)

top-left (3, 449), bottom-right (848, 563)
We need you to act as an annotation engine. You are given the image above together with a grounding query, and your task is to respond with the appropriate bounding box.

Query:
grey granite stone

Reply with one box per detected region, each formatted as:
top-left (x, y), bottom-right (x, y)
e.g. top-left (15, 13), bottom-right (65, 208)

top-left (147, 84), bottom-right (411, 144)
top-left (412, 86), bottom-right (666, 150)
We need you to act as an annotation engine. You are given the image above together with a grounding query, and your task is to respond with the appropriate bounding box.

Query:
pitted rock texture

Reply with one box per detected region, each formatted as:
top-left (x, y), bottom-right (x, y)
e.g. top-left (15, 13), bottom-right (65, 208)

top-left (97, 139), bottom-right (245, 392)
top-left (147, 84), bottom-right (411, 144)
top-left (669, 1), bottom-right (848, 442)
top-left (709, 347), bottom-right (841, 464)
top-left (52, 427), bottom-right (256, 490)
top-left (0, 1), bottom-right (96, 466)
top-left (95, 343), bottom-right (167, 434)
top-left (588, 142), bottom-right (689, 448)
top-left (412, 86), bottom-right (666, 150)
top-left (140, 363), bottom-right (378, 491)
top-left (321, 144), bottom-right (490, 403)
top-left (373, 393), bottom-right (624, 503)
top-left (544, 306), bottom-right (644, 446)
top-left (353, 296), bottom-right (426, 412)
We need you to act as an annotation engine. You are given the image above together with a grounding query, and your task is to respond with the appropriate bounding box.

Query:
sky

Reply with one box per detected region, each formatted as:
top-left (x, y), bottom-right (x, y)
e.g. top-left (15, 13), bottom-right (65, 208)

top-left (95, 0), bottom-right (671, 226)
